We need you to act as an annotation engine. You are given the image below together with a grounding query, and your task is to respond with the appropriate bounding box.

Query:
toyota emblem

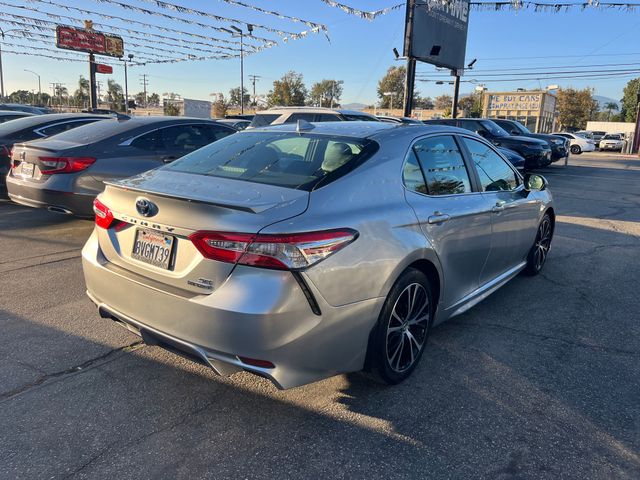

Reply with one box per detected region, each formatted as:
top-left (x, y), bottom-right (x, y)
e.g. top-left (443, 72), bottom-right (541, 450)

top-left (135, 198), bottom-right (156, 217)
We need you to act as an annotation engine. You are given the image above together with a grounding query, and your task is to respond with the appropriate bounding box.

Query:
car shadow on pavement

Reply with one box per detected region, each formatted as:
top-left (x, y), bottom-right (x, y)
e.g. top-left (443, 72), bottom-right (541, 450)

top-left (334, 219), bottom-right (640, 478)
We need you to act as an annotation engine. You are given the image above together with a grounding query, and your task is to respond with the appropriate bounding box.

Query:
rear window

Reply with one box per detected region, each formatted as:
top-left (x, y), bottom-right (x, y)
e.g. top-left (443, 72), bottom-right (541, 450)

top-left (250, 114), bottom-right (280, 127)
top-left (163, 131), bottom-right (378, 191)
top-left (32, 118), bottom-right (129, 144)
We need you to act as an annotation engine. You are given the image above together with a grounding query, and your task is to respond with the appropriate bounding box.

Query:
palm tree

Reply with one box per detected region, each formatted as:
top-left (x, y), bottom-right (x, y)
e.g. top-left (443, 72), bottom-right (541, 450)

top-left (605, 102), bottom-right (618, 121)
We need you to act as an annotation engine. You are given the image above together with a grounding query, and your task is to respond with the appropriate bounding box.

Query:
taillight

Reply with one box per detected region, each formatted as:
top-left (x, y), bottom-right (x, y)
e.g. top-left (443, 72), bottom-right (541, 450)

top-left (39, 156), bottom-right (96, 174)
top-left (93, 198), bottom-right (114, 229)
top-left (190, 229), bottom-right (358, 270)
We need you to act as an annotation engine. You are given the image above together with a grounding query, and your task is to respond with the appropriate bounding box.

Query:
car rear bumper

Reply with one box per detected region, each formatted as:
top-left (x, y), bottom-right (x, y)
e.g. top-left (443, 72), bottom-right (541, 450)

top-left (523, 150), bottom-right (552, 168)
top-left (82, 230), bottom-right (383, 389)
top-left (6, 175), bottom-right (95, 217)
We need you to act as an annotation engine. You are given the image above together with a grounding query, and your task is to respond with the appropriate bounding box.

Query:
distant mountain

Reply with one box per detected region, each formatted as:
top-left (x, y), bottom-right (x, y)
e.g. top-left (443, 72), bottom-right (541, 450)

top-left (594, 95), bottom-right (620, 109)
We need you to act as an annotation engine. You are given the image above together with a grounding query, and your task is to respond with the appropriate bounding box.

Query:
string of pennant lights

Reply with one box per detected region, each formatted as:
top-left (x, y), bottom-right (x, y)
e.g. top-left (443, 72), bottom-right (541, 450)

top-left (0, 14), bottom-right (245, 58)
top-left (320, 0), bottom-right (640, 19)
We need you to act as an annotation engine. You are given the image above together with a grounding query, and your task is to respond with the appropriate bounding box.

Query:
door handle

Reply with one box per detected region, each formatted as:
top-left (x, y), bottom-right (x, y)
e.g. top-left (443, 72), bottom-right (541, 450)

top-left (491, 200), bottom-right (506, 212)
top-left (428, 212), bottom-right (451, 224)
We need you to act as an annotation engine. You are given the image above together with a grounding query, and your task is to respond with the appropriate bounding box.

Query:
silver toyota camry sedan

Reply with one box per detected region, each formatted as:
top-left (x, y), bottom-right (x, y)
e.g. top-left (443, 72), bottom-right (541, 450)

top-left (83, 121), bottom-right (554, 389)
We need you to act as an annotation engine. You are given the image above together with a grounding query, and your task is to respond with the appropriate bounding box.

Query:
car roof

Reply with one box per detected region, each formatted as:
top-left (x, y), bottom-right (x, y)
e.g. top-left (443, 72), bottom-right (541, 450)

top-left (117, 115), bottom-right (218, 125)
top-left (0, 110), bottom-right (34, 116)
top-left (248, 120), bottom-right (468, 140)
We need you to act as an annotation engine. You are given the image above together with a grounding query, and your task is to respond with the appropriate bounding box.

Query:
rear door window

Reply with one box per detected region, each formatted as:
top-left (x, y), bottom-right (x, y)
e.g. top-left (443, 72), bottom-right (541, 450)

top-left (286, 113), bottom-right (316, 123)
top-left (412, 135), bottom-right (472, 195)
top-left (249, 113), bottom-right (280, 127)
top-left (36, 119), bottom-right (101, 137)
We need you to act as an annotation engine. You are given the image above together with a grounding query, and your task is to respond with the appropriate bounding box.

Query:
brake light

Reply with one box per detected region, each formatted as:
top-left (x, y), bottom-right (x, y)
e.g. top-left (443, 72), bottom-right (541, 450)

top-left (93, 198), bottom-right (114, 229)
top-left (39, 156), bottom-right (96, 174)
top-left (190, 229), bottom-right (358, 270)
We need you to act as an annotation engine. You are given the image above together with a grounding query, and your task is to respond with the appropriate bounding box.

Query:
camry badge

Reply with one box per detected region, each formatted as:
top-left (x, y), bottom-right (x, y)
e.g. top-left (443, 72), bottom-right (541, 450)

top-left (135, 198), bottom-right (156, 217)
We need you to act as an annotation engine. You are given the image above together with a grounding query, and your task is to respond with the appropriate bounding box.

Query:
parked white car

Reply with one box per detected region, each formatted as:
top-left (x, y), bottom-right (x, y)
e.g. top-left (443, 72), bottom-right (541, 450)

top-left (598, 134), bottom-right (625, 151)
top-left (552, 132), bottom-right (596, 154)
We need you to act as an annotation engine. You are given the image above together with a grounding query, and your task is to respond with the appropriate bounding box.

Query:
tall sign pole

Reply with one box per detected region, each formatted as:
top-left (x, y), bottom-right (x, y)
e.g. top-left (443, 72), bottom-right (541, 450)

top-left (89, 53), bottom-right (97, 109)
top-left (451, 71), bottom-right (461, 118)
top-left (402, 0), bottom-right (417, 117)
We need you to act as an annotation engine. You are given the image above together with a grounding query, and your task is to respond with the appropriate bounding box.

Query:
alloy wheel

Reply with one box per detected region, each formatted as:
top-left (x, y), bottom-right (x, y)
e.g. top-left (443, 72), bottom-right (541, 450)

top-left (385, 283), bottom-right (430, 373)
top-left (533, 217), bottom-right (552, 271)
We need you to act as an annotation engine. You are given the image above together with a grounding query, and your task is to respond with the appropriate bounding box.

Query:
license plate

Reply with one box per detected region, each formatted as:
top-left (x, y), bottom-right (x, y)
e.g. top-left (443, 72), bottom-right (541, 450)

top-left (131, 228), bottom-right (175, 270)
top-left (21, 162), bottom-right (34, 177)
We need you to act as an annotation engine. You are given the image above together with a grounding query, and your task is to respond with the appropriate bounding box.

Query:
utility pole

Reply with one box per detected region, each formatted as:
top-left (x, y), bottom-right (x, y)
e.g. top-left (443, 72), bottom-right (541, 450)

top-left (402, 0), bottom-right (417, 117)
top-left (249, 74), bottom-right (260, 107)
top-left (123, 54), bottom-right (133, 114)
top-left (139, 74), bottom-right (149, 108)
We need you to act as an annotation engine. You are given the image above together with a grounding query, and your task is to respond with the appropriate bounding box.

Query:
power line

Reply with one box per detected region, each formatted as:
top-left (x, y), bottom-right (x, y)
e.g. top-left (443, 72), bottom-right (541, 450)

top-left (417, 62), bottom-right (640, 76)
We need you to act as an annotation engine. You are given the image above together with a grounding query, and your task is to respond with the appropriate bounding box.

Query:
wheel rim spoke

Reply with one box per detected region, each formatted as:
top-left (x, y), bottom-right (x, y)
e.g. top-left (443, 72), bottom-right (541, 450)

top-left (386, 283), bottom-right (430, 373)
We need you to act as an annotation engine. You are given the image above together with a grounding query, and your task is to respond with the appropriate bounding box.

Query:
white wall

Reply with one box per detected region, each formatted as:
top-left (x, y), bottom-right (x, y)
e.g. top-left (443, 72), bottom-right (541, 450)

top-left (586, 121), bottom-right (635, 135)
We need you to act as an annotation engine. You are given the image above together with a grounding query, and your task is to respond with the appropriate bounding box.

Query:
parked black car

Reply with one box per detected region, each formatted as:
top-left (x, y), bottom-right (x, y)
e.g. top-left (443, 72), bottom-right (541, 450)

top-left (423, 118), bottom-right (552, 169)
top-left (497, 147), bottom-right (525, 170)
top-left (0, 103), bottom-right (44, 114)
top-left (491, 118), bottom-right (569, 162)
top-left (1, 114), bottom-right (106, 190)
top-left (0, 110), bottom-right (35, 124)
top-left (7, 116), bottom-right (237, 216)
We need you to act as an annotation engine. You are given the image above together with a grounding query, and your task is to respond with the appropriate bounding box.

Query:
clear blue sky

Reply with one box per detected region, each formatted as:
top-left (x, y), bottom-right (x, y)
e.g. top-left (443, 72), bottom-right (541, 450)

top-left (2, 0), bottom-right (639, 104)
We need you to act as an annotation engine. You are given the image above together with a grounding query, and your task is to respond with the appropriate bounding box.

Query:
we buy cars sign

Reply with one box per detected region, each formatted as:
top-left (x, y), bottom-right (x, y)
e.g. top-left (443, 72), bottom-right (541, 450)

top-left (56, 25), bottom-right (124, 58)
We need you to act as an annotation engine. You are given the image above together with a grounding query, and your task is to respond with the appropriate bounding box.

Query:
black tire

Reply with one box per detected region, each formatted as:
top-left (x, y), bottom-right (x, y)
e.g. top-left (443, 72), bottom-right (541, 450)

top-left (367, 268), bottom-right (434, 384)
top-left (524, 213), bottom-right (553, 276)
top-left (570, 144), bottom-right (581, 154)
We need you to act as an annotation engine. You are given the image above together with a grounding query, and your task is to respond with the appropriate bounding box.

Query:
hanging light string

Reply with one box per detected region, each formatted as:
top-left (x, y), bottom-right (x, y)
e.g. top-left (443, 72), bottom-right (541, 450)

top-left (0, 15), bottom-right (246, 57)
top-left (90, 0), bottom-right (329, 39)
top-left (319, 0), bottom-right (640, 19)
top-left (16, 0), bottom-right (276, 48)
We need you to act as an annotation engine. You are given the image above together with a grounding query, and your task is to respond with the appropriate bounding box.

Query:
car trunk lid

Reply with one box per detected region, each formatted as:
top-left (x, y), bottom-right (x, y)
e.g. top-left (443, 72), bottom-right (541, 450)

top-left (95, 169), bottom-right (309, 294)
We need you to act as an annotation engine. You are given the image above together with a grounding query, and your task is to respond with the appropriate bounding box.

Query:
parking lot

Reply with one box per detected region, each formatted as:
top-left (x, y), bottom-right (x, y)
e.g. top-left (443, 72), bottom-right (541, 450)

top-left (0, 152), bottom-right (638, 478)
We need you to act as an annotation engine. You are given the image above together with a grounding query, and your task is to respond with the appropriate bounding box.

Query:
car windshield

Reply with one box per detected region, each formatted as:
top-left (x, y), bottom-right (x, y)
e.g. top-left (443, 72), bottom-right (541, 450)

top-left (480, 120), bottom-right (510, 137)
top-left (163, 131), bottom-right (378, 191)
top-left (603, 134), bottom-right (621, 140)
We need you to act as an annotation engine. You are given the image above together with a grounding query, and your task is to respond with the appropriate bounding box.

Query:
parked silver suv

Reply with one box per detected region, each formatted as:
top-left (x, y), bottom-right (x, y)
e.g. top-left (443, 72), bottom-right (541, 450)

top-left (83, 122), bottom-right (554, 389)
top-left (250, 107), bottom-right (379, 127)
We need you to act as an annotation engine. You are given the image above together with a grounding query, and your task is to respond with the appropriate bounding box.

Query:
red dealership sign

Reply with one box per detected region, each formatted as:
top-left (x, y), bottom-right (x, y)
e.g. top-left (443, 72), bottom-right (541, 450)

top-left (95, 64), bottom-right (113, 74)
top-left (56, 25), bottom-right (124, 58)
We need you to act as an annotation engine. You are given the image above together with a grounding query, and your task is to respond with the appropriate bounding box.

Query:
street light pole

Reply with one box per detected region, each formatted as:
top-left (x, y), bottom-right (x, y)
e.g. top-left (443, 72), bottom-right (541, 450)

top-left (24, 69), bottom-right (41, 105)
top-left (226, 25), bottom-right (253, 115)
top-left (123, 54), bottom-right (133, 114)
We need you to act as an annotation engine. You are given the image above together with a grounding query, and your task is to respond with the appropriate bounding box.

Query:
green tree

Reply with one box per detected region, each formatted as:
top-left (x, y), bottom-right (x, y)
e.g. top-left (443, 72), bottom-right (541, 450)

top-left (147, 93), bottom-right (160, 107)
top-left (267, 71), bottom-right (307, 107)
top-left (212, 96), bottom-right (228, 118)
top-left (620, 78), bottom-right (640, 122)
top-left (106, 79), bottom-right (124, 111)
top-left (457, 93), bottom-right (482, 118)
top-left (604, 101), bottom-right (618, 121)
top-left (310, 79), bottom-right (343, 107)
top-left (414, 95), bottom-right (434, 109)
top-left (229, 87), bottom-right (250, 107)
top-left (134, 91), bottom-right (147, 107)
top-left (8, 90), bottom-right (32, 104)
top-left (73, 76), bottom-right (90, 108)
top-left (377, 66), bottom-right (405, 108)
top-left (556, 87), bottom-right (599, 130)
top-left (164, 102), bottom-right (180, 116)
top-left (434, 94), bottom-right (452, 110)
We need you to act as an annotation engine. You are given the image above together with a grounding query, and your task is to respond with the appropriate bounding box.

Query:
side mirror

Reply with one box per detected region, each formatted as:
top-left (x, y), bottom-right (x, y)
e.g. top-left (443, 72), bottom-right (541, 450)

top-left (523, 173), bottom-right (547, 192)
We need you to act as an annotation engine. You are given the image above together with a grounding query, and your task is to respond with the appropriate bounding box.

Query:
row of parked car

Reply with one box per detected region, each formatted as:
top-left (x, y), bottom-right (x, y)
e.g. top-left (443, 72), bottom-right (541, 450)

top-left (1, 106), bottom-right (570, 218)
top-left (2, 104), bottom-right (557, 389)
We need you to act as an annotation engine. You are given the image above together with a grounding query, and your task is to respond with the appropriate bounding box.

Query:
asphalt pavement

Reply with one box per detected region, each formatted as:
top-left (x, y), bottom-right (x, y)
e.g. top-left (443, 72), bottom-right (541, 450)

top-left (0, 152), bottom-right (638, 479)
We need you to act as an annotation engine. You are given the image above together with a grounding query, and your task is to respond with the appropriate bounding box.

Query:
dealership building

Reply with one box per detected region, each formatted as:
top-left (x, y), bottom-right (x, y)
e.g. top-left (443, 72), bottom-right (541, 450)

top-left (481, 91), bottom-right (557, 133)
